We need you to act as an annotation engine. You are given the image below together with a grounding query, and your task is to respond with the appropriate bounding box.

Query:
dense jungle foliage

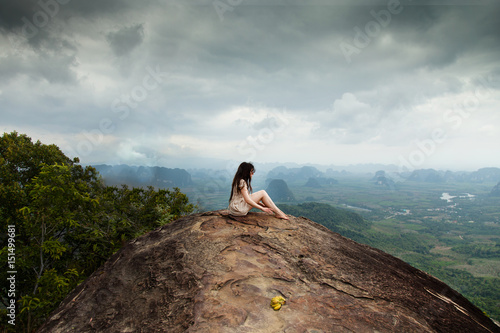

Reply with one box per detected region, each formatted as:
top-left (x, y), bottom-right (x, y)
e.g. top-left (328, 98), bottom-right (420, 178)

top-left (0, 132), bottom-right (194, 332)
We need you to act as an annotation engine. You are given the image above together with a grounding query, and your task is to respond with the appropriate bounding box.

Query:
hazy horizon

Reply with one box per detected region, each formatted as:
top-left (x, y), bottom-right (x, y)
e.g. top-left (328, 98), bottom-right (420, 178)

top-left (1, 1), bottom-right (499, 172)
top-left (86, 158), bottom-right (500, 174)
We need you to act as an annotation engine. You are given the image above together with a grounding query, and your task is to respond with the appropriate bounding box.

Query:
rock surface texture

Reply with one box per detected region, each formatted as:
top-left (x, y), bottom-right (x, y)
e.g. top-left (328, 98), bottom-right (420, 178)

top-left (38, 211), bottom-right (499, 333)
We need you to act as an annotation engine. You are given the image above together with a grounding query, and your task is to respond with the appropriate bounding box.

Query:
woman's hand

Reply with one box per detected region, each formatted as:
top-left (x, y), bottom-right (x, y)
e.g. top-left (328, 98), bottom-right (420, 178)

top-left (262, 207), bottom-right (273, 214)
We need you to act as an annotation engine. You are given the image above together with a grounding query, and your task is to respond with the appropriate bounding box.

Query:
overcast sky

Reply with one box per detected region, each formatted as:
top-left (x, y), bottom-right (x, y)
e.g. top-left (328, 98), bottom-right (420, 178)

top-left (1, 0), bottom-right (499, 171)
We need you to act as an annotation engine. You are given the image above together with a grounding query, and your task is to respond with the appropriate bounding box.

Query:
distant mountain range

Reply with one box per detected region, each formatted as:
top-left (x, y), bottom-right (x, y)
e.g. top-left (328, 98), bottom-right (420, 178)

top-left (90, 164), bottom-right (500, 191)
top-left (265, 165), bottom-right (500, 184)
top-left (265, 165), bottom-right (339, 184)
top-left (401, 167), bottom-right (500, 183)
top-left (266, 166), bottom-right (323, 182)
top-left (93, 164), bottom-right (193, 188)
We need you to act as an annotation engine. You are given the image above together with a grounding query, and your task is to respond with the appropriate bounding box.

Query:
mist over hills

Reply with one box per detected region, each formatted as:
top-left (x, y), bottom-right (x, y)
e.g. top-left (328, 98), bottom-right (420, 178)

top-left (267, 165), bottom-right (323, 181)
top-left (397, 167), bottom-right (500, 184)
top-left (163, 156), bottom-right (500, 176)
top-left (93, 164), bottom-right (193, 188)
top-left (263, 165), bottom-right (500, 184)
top-left (91, 163), bottom-right (500, 193)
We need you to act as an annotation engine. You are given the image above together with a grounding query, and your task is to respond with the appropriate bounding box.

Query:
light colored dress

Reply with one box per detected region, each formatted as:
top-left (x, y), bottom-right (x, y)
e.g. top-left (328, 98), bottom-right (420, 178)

top-left (228, 179), bottom-right (252, 216)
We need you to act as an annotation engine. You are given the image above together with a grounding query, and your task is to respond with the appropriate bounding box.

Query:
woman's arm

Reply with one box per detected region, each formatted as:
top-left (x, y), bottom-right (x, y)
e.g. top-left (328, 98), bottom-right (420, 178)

top-left (241, 187), bottom-right (271, 213)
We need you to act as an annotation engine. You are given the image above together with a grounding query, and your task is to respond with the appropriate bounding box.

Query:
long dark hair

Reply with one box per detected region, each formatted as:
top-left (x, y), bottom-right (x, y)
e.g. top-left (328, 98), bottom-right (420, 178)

top-left (229, 162), bottom-right (254, 202)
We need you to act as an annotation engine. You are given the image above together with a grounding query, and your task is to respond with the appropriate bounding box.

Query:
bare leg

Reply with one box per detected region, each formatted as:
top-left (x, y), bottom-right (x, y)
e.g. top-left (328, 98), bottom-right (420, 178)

top-left (251, 190), bottom-right (289, 220)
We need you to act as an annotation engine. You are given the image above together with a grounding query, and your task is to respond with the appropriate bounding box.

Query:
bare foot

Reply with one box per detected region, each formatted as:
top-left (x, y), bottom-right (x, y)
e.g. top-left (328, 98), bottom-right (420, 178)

top-left (276, 213), bottom-right (289, 220)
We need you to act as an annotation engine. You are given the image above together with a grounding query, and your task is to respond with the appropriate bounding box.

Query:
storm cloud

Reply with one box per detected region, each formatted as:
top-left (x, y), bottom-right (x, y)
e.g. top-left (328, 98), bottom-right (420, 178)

top-left (1, 0), bottom-right (499, 171)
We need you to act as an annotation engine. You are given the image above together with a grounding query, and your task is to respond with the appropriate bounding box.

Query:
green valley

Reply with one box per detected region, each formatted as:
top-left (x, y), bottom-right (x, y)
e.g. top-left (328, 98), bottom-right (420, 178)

top-left (185, 172), bottom-right (500, 321)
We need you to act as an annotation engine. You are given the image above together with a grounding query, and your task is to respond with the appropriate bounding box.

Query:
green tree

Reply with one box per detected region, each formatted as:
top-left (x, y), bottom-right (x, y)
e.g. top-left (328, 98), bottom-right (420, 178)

top-left (16, 163), bottom-right (99, 330)
top-left (0, 132), bottom-right (194, 332)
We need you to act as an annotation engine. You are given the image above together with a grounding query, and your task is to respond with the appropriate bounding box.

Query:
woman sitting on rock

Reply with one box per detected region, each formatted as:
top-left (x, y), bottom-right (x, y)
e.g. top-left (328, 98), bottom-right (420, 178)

top-left (228, 162), bottom-right (289, 220)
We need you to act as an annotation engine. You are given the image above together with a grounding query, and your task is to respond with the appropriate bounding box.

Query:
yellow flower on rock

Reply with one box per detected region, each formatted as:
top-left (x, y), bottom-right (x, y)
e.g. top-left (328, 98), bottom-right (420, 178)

top-left (270, 296), bottom-right (286, 311)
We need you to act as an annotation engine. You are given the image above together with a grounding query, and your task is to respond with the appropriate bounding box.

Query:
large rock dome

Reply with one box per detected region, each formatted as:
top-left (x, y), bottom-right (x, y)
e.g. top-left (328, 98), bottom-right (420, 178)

top-left (38, 211), bottom-right (499, 332)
